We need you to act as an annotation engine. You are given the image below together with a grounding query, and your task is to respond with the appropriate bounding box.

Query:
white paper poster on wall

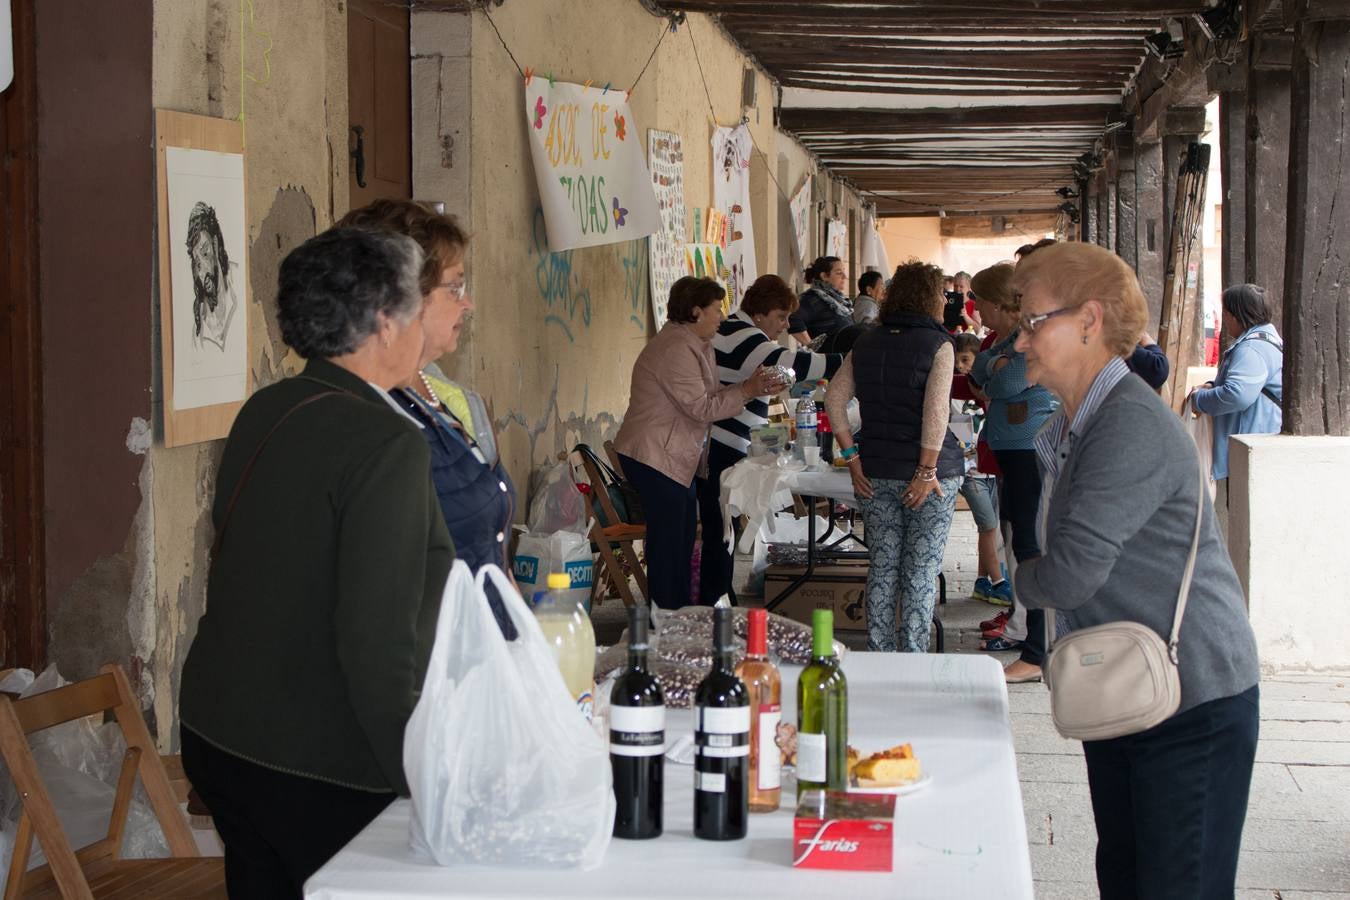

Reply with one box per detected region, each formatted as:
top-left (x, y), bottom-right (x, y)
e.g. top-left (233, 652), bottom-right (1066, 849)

top-left (166, 146), bottom-right (248, 411)
top-left (789, 177), bottom-right (812, 267)
top-left (711, 123), bottom-right (757, 306)
top-left (524, 79), bottom-right (660, 252)
top-left (861, 207), bottom-right (891, 276)
top-left (826, 217), bottom-right (848, 266)
top-left (647, 129), bottom-right (686, 329)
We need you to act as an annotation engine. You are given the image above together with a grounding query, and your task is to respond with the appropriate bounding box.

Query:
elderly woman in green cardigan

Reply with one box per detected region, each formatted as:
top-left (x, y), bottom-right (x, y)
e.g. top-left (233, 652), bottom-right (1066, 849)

top-left (179, 226), bottom-right (454, 897)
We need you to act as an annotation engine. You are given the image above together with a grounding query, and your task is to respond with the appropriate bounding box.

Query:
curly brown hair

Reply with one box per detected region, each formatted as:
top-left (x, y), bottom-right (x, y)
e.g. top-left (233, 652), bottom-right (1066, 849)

top-left (740, 274), bottom-right (798, 316)
top-left (337, 198), bottom-right (467, 297)
top-left (881, 259), bottom-right (944, 320)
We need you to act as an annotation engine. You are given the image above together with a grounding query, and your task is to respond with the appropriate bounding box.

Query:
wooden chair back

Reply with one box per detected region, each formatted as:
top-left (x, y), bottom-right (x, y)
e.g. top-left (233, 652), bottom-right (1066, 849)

top-left (0, 665), bottom-right (209, 899)
top-left (575, 444), bottom-right (648, 608)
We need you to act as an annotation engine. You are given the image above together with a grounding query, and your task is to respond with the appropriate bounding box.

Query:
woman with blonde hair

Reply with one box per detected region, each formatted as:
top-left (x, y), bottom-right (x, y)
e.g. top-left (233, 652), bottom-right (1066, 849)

top-left (1011, 242), bottom-right (1258, 899)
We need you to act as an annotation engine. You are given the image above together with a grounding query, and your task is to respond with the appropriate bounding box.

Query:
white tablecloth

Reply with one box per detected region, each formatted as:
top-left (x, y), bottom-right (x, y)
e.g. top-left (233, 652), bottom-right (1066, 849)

top-left (304, 653), bottom-right (1033, 900)
top-left (721, 457), bottom-right (857, 553)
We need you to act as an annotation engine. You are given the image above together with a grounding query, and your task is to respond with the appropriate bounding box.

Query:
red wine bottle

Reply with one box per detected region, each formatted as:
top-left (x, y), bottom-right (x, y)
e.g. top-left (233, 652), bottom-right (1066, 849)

top-left (694, 607), bottom-right (749, 840)
top-left (609, 604), bottom-right (664, 839)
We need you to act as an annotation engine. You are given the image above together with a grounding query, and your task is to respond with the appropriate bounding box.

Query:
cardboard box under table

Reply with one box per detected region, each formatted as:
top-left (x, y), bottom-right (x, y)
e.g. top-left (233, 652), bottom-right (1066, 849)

top-left (765, 561), bottom-right (870, 631)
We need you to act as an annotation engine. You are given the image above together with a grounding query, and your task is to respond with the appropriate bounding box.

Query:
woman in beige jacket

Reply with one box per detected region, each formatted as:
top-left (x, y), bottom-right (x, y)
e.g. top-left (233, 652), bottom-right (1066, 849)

top-left (614, 277), bottom-right (774, 609)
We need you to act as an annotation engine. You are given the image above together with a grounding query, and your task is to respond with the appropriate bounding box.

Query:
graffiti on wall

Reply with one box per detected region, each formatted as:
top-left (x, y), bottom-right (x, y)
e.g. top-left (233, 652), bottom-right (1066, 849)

top-left (622, 238), bottom-right (648, 332)
top-left (530, 206), bottom-right (593, 343)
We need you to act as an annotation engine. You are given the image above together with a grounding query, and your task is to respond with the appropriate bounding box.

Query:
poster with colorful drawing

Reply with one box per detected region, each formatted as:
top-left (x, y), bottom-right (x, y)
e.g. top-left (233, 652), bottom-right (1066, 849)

top-left (826, 218), bottom-right (848, 266)
top-left (647, 129), bottom-right (686, 329)
top-left (684, 243), bottom-right (732, 314)
top-left (789, 176), bottom-right (812, 267)
top-left (711, 123), bottom-right (757, 306)
top-left (524, 79), bottom-right (660, 252)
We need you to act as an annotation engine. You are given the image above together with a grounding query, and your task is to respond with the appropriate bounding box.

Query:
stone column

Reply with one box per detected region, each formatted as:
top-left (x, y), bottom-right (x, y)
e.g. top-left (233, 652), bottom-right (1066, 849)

top-left (1115, 132), bottom-right (1138, 273)
top-left (1135, 140), bottom-right (1165, 332)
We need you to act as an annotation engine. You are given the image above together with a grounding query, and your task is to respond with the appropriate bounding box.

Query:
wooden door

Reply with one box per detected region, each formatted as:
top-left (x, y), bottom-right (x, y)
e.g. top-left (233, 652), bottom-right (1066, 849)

top-left (347, 0), bottom-right (411, 208)
top-left (0, 0), bottom-right (47, 668)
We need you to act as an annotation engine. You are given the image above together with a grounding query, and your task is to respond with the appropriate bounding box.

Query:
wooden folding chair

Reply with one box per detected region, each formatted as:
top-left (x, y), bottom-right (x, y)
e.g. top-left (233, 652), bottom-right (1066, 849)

top-left (0, 664), bottom-right (225, 899)
top-left (578, 443), bottom-right (649, 609)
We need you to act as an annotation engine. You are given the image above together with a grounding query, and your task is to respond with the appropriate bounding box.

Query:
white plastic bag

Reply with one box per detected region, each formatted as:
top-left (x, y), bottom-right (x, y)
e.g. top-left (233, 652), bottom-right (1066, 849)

top-left (527, 459), bottom-right (588, 535)
top-left (404, 561), bottom-right (614, 869)
top-left (512, 527), bottom-right (595, 610)
top-left (1182, 408), bottom-right (1217, 500)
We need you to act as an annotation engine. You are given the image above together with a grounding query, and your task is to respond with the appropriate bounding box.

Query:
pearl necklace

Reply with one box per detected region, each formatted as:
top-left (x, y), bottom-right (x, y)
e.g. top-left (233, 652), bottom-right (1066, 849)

top-left (418, 371), bottom-right (442, 408)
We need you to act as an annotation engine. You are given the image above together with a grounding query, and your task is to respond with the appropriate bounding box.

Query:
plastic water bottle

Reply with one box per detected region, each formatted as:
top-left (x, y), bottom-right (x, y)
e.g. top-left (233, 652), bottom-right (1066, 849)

top-left (795, 394), bottom-right (817, 462)
top-left (533, 572), bottom-right (597, 722)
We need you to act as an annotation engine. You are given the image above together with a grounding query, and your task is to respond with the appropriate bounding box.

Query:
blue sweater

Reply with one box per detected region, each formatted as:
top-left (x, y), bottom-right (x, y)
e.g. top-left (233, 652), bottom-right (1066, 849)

top-left (1191, 324), bottom-right (1283, 480)
top-left (972, 331), bottom-right (1059, 450)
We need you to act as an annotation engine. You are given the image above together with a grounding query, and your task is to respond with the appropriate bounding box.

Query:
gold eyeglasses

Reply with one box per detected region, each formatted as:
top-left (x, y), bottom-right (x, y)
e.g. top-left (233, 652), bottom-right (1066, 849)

top-left (436, 281), bottom-right (468, 300)
top-left (1018, 304), bottom-right (1081, 334)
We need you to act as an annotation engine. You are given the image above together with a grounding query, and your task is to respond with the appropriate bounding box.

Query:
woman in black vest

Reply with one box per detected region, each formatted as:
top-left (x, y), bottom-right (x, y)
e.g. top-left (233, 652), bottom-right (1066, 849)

top-left (825, 260), bottom-right (966, 652)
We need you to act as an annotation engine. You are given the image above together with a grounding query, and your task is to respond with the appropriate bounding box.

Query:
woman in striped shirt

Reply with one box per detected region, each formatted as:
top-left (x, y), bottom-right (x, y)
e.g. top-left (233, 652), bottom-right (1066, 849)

top-left (699, 275), bottom-right (844, 603)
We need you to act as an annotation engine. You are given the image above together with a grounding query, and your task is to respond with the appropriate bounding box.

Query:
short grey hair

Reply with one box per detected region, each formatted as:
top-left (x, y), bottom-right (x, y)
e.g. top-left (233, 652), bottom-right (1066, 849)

top-left (276, 227), bottom-right (424, 359)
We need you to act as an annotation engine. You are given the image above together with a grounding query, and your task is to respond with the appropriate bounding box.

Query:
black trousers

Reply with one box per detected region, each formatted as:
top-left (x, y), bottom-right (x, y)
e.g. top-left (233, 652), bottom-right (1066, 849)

top-left (1083, 685), bottom-right (1259, 899)
top-left (994, 448), bottom-right (1047, 666)
top-left (620, 453), bottom-right (697, 609)
top-left (695, 441), bottom-right (743, 606)
top-left (181, 727), bottom-right (394, 899)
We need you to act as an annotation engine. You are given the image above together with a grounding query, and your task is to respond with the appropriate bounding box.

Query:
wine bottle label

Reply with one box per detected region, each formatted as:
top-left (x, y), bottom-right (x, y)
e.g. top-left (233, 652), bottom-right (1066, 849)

top-left (609, 705), bottom-right (665, 757)
top-left (695, 771), bottom-right (726, 794)
top-left (797, 732), bottom-right (826, 783)
top-left (757, 704), bottom-right (782, 790)
top-left (696, 705), bottom-right (750, 758)
top-left (698, 706), bottom-right (750, 734)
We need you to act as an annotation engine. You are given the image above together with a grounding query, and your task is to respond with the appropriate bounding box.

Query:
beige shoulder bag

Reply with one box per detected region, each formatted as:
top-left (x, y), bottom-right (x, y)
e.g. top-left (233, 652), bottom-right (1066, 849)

top-left (1042, 454), bottom-right (1205, 741)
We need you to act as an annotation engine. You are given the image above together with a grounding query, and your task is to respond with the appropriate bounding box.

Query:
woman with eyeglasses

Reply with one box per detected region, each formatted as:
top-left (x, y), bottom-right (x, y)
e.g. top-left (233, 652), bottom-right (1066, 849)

top-left (968, 263), bottom-right (1059, 683)
top-left (1010, 242), bottom-right (1258, 899)
top-left (338, 200), bottom-right (517, 638)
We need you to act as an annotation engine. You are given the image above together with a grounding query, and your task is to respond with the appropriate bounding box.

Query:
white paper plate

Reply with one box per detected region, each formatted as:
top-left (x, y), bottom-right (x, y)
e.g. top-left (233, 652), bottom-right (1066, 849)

top-left (846, 774), bottom-right (933, 796)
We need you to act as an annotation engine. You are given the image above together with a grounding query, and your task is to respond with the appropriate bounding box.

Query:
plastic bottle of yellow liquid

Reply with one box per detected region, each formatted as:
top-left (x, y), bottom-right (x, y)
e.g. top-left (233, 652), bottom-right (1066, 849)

top-left (532, 572), bottom-right (597, 722)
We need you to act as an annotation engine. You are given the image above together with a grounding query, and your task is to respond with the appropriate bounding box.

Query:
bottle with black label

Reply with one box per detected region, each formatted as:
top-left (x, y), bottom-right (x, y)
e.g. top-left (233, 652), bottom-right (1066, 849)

top-left (693, 606), bottom-right (749, 841)
top-left (609, 604), bottom-right (664, 839)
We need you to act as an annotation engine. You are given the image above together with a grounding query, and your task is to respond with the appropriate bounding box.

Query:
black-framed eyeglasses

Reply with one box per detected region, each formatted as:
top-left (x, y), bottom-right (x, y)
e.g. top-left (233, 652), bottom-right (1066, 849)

top-left (1018, 304), bottom-right (1081, 334)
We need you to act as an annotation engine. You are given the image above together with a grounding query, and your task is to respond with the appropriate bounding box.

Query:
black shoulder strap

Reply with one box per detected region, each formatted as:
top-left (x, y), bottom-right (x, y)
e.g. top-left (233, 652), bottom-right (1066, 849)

top-left (211, 391), bottom-right (344, 560)
top-left (1233, 331), bottom-right (1284, 405)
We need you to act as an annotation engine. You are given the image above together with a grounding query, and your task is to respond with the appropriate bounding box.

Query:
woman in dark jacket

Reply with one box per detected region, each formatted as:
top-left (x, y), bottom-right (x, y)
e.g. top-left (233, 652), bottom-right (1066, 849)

top-left (789, 255), bottom-right (853, 343)
top-left (1012, 242), bottom-right (1259, 899)
top-left (825, 261), bottom-right (965, 653)
top-left (180, 227), bottom-right (454, 897)
top-left (340, 199), bottom-right (517, 637)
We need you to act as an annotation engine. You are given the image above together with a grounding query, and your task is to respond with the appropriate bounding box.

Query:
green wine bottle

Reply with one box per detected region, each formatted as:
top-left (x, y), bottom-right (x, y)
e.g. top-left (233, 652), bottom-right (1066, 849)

top-left (796, 609), bottom-right (848, 792)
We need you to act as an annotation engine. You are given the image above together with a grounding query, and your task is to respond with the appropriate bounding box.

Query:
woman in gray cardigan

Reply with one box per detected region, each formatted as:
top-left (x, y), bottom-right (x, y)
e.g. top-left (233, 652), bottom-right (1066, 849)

top-left (1010, 242), bottom-right (1259, 900)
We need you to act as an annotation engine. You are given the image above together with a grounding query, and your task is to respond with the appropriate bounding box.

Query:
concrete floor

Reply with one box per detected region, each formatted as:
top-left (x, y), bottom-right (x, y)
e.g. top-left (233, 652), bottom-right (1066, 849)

top-left (591, 508), bottom-right (1350, 898)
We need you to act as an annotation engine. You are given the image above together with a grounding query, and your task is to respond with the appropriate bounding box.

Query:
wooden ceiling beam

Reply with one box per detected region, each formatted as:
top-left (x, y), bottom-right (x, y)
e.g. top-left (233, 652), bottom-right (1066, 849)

top-left (780, 103), bottom-right (1121, 130)
top-left (780, 78), bottom-right (1122, 94)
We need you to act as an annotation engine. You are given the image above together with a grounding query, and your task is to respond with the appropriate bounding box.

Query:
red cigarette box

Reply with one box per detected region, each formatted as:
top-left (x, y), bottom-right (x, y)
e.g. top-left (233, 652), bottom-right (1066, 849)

top-left (792, 790), bottom-right (896, 872)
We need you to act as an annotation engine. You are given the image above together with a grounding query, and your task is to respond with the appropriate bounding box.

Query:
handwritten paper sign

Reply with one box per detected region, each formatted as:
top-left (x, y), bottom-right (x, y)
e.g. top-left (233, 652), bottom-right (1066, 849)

top-left (524, 79), bottom-right (660, 252)
top-left (647, 129), bottom-right (686, 329)
top-left (826, 218), bottom-right (848, 265)
top-left (711, 124), bottom-right (757, 306)
top-left (789, 176), bottom-right (812, 268)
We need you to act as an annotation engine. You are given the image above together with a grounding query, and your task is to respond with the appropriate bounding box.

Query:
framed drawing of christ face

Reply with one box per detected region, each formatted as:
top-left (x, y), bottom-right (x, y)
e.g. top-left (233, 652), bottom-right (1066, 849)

top-left (156, 109), bottom-right (251, 446)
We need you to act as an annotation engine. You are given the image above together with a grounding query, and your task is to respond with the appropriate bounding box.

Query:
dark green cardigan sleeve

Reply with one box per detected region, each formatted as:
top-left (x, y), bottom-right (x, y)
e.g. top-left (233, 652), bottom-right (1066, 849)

top-left (334, 428), bottom-right (447, 796)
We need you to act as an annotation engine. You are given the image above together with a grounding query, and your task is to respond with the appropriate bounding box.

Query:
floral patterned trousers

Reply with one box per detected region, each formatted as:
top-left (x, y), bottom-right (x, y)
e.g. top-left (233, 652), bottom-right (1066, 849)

top-left (859, 475), bottom-right (963, 652)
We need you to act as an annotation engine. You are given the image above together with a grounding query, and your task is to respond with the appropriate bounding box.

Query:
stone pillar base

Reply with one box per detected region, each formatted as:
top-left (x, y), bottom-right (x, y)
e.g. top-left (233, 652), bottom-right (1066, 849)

top-left (1229, 434), bottom-right (1350, 671)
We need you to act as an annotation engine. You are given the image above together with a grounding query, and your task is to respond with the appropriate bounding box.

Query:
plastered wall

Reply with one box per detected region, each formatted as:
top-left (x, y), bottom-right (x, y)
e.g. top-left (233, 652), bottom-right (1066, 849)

top-left (412, 2), bottom-right (861, 494)
top-left (84, 0), bottom-right (347, 745)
